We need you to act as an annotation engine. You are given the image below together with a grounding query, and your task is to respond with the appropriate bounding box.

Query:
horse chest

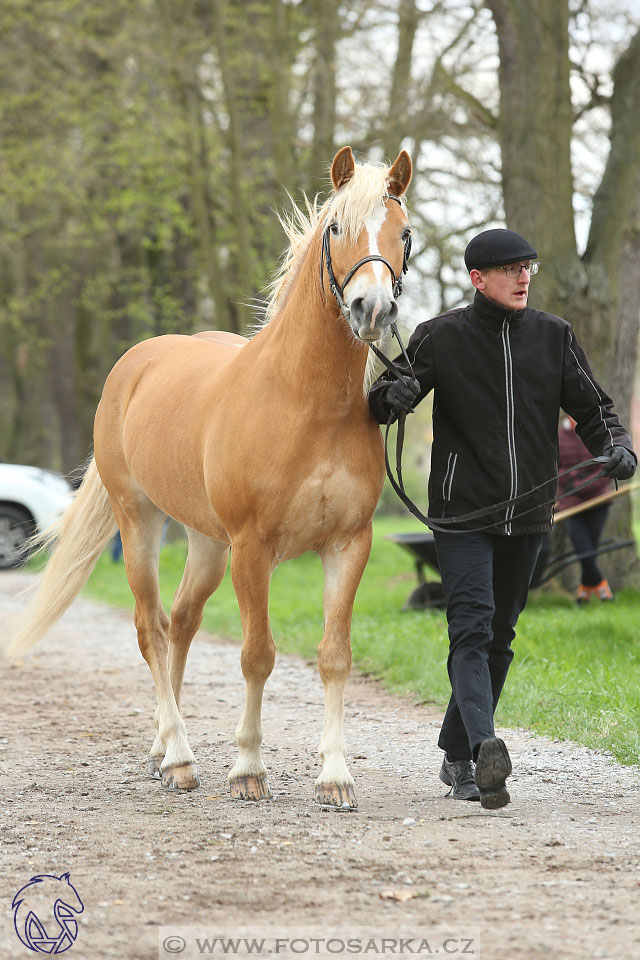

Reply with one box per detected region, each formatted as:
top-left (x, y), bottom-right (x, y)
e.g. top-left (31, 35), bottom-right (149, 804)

top-left (267, 462), bottom-right (372, 559)
top-left (302, 466), bottom-right (356, 515)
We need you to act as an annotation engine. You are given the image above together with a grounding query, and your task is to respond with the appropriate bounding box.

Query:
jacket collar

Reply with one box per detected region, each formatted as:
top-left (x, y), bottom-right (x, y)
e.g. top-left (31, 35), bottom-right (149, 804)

top-left (473, 290), bottom-right (526, 327)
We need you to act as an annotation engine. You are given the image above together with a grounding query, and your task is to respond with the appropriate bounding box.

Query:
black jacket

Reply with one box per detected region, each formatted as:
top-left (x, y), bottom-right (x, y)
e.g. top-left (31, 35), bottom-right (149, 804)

top-left (368, 291), bottom-right (635, 535)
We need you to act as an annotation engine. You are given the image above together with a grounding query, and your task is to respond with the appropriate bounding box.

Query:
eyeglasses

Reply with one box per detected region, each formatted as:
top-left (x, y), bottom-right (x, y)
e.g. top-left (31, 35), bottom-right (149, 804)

top-left (499, 261), bottom-right (539, 278)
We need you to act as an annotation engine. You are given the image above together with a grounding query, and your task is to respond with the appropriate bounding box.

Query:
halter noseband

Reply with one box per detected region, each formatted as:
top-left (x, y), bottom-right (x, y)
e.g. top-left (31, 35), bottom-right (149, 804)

top-left (320, 195), bottom-right (412, 322)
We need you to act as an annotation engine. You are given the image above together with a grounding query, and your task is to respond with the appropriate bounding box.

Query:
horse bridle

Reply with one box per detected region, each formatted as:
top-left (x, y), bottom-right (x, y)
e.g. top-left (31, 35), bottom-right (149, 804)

top-left (320, 194), bottom-right (412, 323)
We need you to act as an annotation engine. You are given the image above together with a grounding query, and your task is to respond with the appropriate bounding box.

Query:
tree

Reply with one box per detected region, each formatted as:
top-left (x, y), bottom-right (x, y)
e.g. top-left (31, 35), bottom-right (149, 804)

top-left (2, 0), bottom-right (639, 540)
top-left (0, 0), bottom-right (201, 470)
top-left (486, 0), bottom-right (640, 587)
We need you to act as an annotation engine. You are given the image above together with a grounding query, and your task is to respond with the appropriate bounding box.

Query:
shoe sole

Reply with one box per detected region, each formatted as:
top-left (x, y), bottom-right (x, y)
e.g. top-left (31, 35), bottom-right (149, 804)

top-left (475, 738), bottom-right (512, 810)
top-left (439, 768), bottom-right (481, 801)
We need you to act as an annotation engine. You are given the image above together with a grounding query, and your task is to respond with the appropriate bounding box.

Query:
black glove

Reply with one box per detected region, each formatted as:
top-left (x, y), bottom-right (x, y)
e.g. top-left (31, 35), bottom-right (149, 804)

top-left (602, 446), bottom-right (636, 480)
top-left (385, 375), bottom-right (420, 415)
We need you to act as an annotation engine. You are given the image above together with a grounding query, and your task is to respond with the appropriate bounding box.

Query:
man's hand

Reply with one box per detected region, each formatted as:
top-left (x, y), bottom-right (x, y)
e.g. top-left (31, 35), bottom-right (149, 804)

top-left (602, 446), bottom-right (636, 480)
top-left (385, 376), bottom-right (420, 415)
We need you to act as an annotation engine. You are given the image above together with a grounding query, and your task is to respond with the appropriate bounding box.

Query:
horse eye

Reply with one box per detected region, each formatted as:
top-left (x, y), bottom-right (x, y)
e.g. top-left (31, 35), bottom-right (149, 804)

top-left (402, 228), bottom-right (412, 241)
top-left (330, 221), bottom-right (340, 236)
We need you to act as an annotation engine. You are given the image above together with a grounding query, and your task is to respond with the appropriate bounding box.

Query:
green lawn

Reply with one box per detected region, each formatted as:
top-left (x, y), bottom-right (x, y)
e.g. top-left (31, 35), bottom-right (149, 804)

top-left (81, 514), bottom-right (640, 766)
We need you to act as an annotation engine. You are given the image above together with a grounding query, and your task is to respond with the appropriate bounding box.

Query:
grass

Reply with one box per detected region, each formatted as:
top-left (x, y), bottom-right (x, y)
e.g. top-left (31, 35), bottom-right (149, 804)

top-left (80, 514), bottom-right (640, 766)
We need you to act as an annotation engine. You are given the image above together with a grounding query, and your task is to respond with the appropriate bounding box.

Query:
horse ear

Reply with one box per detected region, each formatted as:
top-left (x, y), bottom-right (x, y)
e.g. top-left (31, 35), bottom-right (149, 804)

top-left (331, 146), bottom-right (355, 192)
top-left (387, 150), bottom-right (412, 197)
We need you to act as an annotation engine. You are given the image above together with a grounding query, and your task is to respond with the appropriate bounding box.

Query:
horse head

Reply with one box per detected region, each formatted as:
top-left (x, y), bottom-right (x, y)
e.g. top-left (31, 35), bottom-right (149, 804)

top-left (323, 145), bottom-right (412, 342)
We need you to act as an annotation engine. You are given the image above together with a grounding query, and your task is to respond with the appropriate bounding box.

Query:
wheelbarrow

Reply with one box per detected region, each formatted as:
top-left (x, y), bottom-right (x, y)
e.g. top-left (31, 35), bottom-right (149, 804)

top-left (384, 532), bottom-right (446, 610)
top-left (531, 482), bottom-right (638, 587)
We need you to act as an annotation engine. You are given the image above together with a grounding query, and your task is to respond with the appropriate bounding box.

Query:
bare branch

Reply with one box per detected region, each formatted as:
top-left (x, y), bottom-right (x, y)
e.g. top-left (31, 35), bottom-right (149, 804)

top-left (433, 60), bottom-right (498, 129)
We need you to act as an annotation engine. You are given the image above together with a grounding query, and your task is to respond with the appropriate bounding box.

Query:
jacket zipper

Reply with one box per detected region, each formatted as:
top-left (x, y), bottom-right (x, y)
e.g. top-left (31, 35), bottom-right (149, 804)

top-left (442, 452), bottom-right (458, 503)
top-left (501, 319), bottom-right (518, 534)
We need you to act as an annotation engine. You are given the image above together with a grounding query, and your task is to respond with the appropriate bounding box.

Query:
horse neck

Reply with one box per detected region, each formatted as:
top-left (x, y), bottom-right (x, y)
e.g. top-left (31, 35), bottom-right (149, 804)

top-left (264, 231), bottom-right (370, 394)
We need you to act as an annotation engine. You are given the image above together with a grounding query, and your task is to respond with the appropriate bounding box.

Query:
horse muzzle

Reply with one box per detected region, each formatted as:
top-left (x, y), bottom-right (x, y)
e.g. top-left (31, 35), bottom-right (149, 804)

top-left (349, 290), bottom-right (398, 342)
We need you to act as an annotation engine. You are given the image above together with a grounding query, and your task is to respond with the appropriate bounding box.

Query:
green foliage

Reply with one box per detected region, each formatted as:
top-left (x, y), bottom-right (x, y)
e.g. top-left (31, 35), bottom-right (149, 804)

top-left (83, 516), bottom-right (640, 766)
top-left (0, 0), bottom-right (324, 468)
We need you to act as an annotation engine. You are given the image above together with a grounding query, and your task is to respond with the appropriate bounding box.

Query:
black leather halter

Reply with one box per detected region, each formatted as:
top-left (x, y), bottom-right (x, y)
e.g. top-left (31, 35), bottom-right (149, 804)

top-left (320, 194), bottom-right (412, 321)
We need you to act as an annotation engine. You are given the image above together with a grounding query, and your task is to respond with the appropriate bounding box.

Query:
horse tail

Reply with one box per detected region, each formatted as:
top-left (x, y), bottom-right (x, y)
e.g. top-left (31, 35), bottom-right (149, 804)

top-left (6, 458), bottom-right (117, 659)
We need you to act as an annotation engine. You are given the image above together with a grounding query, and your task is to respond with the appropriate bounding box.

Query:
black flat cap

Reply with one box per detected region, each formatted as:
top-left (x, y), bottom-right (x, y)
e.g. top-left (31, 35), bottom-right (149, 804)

top-left (464, 228), bottom-right (538, 271)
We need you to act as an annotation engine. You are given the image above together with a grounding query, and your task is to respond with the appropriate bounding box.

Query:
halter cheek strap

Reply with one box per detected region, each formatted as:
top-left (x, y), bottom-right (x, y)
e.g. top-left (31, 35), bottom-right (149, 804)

top-left (320, 195), bottom-right (411, 322)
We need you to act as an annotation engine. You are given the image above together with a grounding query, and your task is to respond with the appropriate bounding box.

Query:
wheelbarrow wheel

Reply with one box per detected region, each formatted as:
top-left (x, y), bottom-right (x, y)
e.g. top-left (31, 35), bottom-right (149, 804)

top-left (403, 580), bottom-right (446, 611)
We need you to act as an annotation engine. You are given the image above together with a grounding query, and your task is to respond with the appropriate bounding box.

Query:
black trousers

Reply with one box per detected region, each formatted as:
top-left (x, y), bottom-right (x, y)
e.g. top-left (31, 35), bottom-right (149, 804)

top-left (564, 504), bottom-right (610, 587)
top-left (433, 530), bottom-right (544, 761)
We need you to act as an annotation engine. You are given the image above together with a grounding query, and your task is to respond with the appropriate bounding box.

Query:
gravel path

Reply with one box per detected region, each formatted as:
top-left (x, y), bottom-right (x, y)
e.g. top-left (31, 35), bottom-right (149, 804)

top-left (1, 571), bottom-right (639, 960)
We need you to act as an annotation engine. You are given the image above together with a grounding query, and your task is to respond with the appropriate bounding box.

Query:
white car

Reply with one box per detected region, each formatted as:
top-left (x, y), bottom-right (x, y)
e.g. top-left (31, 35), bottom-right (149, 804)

top-left (0, 463), bottom-right (74, 569)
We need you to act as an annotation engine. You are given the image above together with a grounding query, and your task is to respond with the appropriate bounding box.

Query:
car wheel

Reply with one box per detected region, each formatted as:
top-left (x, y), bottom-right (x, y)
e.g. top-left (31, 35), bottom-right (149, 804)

top-left (0, 505), bottom-right (36, 569)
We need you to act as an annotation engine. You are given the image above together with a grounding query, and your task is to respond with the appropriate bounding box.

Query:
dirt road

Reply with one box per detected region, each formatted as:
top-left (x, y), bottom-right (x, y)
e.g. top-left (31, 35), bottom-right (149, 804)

top-left (1, 571), bottom-right (639, 960)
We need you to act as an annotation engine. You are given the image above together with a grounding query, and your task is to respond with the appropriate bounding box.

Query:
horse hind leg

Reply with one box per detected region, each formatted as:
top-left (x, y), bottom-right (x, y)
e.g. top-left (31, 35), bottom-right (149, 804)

top-left (227, 538), bottom-right (276, 801)
top-left (116, 498), bottom-right (198, 791)
top-left (315, 527), bottom-right (373, 811)
top-left (147, 529), bottom-right (229, 780)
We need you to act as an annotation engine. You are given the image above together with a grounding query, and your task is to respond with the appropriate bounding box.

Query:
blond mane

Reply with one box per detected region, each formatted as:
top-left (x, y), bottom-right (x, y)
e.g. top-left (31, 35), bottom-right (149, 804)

top-left (261, 160), bottom-right (405, 326)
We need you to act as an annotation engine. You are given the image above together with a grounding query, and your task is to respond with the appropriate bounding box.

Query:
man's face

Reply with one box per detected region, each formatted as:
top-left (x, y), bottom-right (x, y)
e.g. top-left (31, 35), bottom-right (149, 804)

top-left (470, 261), bottom-right (533, 310)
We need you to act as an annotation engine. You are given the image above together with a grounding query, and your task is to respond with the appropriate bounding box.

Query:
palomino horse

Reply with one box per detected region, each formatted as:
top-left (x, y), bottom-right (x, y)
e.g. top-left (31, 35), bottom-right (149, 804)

top-left (9, 146), bottom-right (412, 810)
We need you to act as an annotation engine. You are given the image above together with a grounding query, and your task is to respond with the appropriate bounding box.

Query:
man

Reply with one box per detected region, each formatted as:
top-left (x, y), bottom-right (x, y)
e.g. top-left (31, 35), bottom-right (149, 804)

top-left (368, 228), bottom-right (636, 810)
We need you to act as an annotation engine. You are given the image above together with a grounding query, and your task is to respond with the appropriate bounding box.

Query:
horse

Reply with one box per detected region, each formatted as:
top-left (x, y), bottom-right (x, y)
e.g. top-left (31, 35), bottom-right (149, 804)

top-left (8, 146), bottom-right (412, 811)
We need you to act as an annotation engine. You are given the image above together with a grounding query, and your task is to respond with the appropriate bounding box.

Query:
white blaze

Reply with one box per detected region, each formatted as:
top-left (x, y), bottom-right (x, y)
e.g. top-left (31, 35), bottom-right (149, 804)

top-left (343, 203), bottom-right (393, 304)
top-left (365, 205), bottom-right (386, 285)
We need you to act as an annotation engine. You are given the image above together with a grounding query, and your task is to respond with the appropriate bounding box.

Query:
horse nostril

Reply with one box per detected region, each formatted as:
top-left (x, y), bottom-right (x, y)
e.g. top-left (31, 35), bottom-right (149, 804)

top-left (349, 297), bottom-right (364, 322)
top-left (367, 296), bottom-right (395, 327)
top-left (372, 300), bottom-right (391, 324)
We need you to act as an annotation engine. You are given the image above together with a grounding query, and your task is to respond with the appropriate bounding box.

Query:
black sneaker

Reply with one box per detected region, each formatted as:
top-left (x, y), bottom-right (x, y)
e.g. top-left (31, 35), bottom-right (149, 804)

top-left (474, 737), bottom-right (512, 809)
top-left (439, 757), bottom-right (480, 801)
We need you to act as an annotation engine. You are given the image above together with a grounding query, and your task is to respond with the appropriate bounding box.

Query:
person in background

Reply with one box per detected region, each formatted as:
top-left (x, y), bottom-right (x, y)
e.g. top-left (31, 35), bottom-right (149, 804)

top-left (558, 416), bottom-right (613, 603)
top-left (111, 529), bottom-right (123, 562)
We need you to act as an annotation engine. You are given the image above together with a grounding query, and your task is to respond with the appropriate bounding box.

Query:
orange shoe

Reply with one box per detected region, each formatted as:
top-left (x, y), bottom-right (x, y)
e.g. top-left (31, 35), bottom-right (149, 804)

top-left (576, 584), bottom-right (591, 605)
top-left (594, 579), bottom-right (613, 601)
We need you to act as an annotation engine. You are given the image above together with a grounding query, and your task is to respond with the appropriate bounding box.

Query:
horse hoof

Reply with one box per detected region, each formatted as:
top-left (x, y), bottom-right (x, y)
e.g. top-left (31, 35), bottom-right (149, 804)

top-left (147, 755), bottom-right (164, 780)
top-left (229, 774), bottom-right (273, 801)
top-left (314, 782), bottom-right (358, 811)
top-left (161, 762), bottom-right (201, 791)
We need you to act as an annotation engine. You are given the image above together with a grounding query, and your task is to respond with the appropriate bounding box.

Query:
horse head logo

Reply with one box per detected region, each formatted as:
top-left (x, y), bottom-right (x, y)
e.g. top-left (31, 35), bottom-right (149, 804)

top-left (12, 872), bottom-right (84, 954)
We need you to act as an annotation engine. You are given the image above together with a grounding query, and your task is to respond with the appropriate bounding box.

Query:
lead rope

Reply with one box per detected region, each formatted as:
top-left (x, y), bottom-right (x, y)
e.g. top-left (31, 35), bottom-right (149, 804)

top-left (368, 323), bottom-right (415, 500)
top-left (368, 328), bottom-right (611, 534)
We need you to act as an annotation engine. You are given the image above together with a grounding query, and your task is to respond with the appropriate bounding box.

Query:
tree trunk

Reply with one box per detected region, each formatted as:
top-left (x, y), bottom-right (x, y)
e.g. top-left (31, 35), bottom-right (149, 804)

top-left (383, 0), bottom-right (420, 164)
top-left (179, 75), bottom-right (230, 331)
top-left (158, 0), bottom-right (231, 331)
top-left (268, 0), bottom-right (294, 191)
top-left (583, 29), bottom-right (640, 588)
top-left (487, 0), bottom-right (640, 589)
top-left (488, 0), bottom-right (579, 310)
top-left (310, 0), bottom-right (338, 178)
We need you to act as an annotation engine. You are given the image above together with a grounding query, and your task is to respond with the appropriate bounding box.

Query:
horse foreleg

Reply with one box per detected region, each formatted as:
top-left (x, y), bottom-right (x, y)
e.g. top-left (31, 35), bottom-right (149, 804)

top-left (227, 540), bottom-right (276, 801)
top-left (316, 526), bottom-right (372, 811)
